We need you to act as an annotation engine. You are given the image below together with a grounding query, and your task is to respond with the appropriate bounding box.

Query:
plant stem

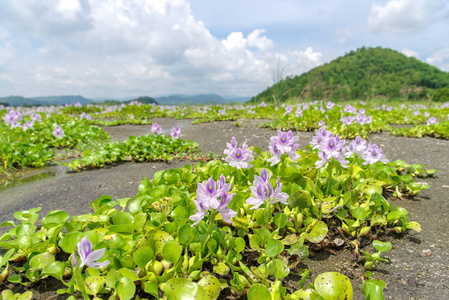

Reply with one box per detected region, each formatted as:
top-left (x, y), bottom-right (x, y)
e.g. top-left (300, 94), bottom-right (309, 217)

top-left (202, 210), bottom-right (217, 253)
top-left (325, 160), bottom-right (334, 196)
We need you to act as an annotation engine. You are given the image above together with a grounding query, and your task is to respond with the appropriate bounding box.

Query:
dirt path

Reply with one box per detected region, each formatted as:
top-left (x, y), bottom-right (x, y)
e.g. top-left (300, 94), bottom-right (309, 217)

top-left (1, 118), bottom-right (448, 299)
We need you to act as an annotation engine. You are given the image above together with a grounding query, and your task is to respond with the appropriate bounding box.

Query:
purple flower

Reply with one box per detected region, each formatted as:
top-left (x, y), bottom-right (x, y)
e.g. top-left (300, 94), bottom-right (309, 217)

top-left (224, 137), bottom-right (237, 156)
top-left (427, 117), bottom-right (437, 126)
top-left (170, 126), bottom-right (181, 139)
top-left (246, 168), bottom-right (289, 209)
top-left (22, 121), bottom-right (34, 131)
top-left (151, 123), bottom-right (162, 134)
top-left (361, 143), bottom-right (388, 165)
top-left (269, 129), bottom-right (300, 164)
top-left (190, 175), bottom-right (237, 226)
top-left (224, 138), bottom-right (253, 169)
top-left (216, 192), bottom-right (237, 223)
top-left (267, 143), bottom-right (281, 166)
top-left (76, 236), bottom-right (110, 269)
top-left (189, 200), bottom-right (207, 226)
top-left (318, 120), bottom-right (325, 127)
top-left (30, 113), bottom-right (41, 122)
top-left (53, 126), bottom-right (64, 138)
top-left (313, 130), bottom-right (348, 168)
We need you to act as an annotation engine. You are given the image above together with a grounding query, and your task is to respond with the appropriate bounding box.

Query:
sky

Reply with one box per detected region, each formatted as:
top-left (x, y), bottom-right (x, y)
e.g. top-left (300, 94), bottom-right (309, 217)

top-left (0, 0), bottom-right (448, 99)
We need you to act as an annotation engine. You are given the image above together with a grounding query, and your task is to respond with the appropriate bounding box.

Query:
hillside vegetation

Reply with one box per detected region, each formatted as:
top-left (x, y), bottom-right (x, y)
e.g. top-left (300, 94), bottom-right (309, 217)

top-left (250, 47), bottom-right (449, 103)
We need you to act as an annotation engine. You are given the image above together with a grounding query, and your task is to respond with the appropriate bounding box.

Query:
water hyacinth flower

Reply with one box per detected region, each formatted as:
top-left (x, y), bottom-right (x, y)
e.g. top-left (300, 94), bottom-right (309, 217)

top-left (76, 236), bottom-right (110, 269)
top-left (269, 129), bottom-right (300, 164)
top-left (53, 126), bottom-right (64, 138)
top-left (345, 136), bottom-right (367, 157)
top-left (190, 175), bottom-right (236, 226)
top-left (22, 121), bottom-right (34, 131)
top-left (170, 126), bottom-right (181, 139)
top-left (427, 117), bottom-right (437, 126)
top-left (246, 168), bottom-right (288, 209)
top-left (224, 137), bottom-right (253, 169)
top-left (151, 123), bottom-right (162, 134)
top-left (312, 129), bottom-right (348, 168)
top-left (362, 143), bottom-right (388, 165)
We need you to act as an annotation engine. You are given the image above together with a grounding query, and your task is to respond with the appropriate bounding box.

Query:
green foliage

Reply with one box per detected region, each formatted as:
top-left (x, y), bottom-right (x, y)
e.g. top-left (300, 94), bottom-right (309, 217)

top-left (250, 47), bottom-right (449, 103)
top-left (432, 87), bottom-right (449, 102)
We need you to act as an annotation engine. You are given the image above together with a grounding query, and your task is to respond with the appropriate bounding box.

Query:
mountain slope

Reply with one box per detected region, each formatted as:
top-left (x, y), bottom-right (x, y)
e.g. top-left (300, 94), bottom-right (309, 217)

top-left (250, 47), bottom-right (449, 103)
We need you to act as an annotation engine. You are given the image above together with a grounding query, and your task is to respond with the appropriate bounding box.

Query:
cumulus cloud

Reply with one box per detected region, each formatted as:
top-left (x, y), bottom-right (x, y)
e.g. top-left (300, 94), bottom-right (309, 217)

top-left (426, 48), bottom-right (449, 72)
top-left (0, 0), bottom-right (324, 98)
top-left (401, 48), bottom-right (419, 58)
top-left (368, 0), bottom-right (447, 34)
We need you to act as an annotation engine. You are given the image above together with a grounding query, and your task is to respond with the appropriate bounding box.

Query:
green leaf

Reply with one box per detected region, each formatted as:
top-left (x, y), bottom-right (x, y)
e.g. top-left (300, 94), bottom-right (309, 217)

top-left (314, 272), bottom-right (353, 300)
top-left (85, 276), bottom-right (105, 297)
top-left (273, 213), bottom-right (288, 229)
top-left (247, 284), bottom-right (271, 300)
top-left (162, 241), bottom-right (182, 264)
top-left (289, 190), bottom-right (312, 209)
top-left (265, 239), bottom-right (284, 258)
top-left (59, 231), bottom-right (82, 253)
top-left (233, 237), bottom-right (246, 253)
top-left (198, 275), bottom-right (221, 300)
top-left (362, 279), bottom-right (386, 300)
top-left (133, 247), bottom-right (154, 271)
top-left (41, 261), bottom-right (65, 281)
top-left (303, 221), bottom-right (328, 243)
top-left (351, 207), bottom-right (367, 221)
top-left (178, 225), bottom-right (199, 246)
top-left (372, 241), bottom-right (392, 253)
top-left (143, 281), bottom-right (159, 299)
top-left (289, 243), bottom-right (309, 260)
top-left (162, 278), bottom-right (210, 300)
top-left (213, 263), bottom-right (230, 276)
top-left (41, 210), bottom-right (70, 229)
top-left (273, 259), bottom-right (290, 279)
top-left (115, 277), bottom-right (136, 300)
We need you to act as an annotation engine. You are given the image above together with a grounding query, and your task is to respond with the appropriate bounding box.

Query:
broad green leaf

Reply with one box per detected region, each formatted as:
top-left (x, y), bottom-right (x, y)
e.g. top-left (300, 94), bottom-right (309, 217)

top-left (133, 247), bottom-right (154, 271)
top-left (247, 284), bottom-right (271, 300)
top-left (41, 261), bottom-right (65, 281)
top-left (85, 276), bottom-right (105, 297)
top-left (265, 239), bottom-right (284, 258)
top-left (303, 221), bottom-right (328, 243)
top-left (213, 263), bottom-right (230, 276)
top-left (41, 210), bottom-right (70, 229)
top-left (162, 277), bottom-right (210, 300)
top-left (372, 241), bottom-right (392, 253)
top-left (162, 241), bottom-right (182, 264)
top-left (198, 275), bottom-right (221, 300)
top-left (115, 277), bottom-right (136, 300)
top-left (362, 279), bottom-right (386, 300)
top-left (273, 213), bottom-right (288, 229)
top-left (178, 224), bottom-right (199, 246)
top-left (289, 243), bottom-right (309, 260)
top-left (314, 272), bottom-right (353, 300)
top-left (273, 259), bottom-right (290, 279)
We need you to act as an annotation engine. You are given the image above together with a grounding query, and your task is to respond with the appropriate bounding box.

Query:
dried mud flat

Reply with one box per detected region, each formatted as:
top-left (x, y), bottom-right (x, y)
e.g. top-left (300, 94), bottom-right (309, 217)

top-left (1, 118), bottom-right (448, 299)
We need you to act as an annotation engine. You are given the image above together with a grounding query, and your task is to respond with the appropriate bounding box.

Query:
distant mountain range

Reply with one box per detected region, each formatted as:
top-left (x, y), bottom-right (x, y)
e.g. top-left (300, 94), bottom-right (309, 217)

top-left (0, 94), bottom-right (250, 107)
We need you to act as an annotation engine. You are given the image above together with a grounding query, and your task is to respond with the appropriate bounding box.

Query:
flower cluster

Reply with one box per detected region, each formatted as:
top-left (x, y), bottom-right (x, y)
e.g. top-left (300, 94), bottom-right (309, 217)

top-left (246, 168), bottom-right (288, 209)
top-left (3, 110), bottom-right (23, 128)
top-left (190, 175), bottom-right (237, 226)
top-left (311, 127), bottom-right (348, 168)
top-left (170, 126), bottom-right (181, 139)
top-left (427, 117), bottom-right (437, 126)
top-left (151, 123), bottom-right (162, 135)
top-left (224, 137), bottom-right (253, 169)
top-left (267, 129), bottom-right (300, 166)
top-left (345, 136), bottom-right (388, 165)
top-left (53, 126), bottom-right (65, 138)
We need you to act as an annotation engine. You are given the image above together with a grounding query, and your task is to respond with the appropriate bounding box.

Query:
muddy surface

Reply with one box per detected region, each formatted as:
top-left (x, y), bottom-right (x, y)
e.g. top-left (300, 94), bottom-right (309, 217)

top-left (1, 118), bottom-right (448, 299)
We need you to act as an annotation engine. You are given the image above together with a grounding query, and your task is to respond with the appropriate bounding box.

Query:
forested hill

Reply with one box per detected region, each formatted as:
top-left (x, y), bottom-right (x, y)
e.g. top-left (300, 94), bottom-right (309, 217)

top-left (250, 47), bottom-right (449, 103)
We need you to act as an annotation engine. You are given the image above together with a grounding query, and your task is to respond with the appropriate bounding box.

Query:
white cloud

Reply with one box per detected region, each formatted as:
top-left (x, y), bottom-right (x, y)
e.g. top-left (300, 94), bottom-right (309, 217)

top-left (247, 29), bottom-right (273, 52)
top-left (0, 0), bottom-right (325, 97)
top-left (368, 0), bottom-right (447, 34)
top-left (426, 48), bottom-right (449, 71)
top-left (401, 48), bottom-right (419, 58)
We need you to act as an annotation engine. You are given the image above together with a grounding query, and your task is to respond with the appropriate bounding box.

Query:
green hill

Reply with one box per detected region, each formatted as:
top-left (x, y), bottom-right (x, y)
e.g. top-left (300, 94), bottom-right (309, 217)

top-left (250, 47), bottom-right (449, 103)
